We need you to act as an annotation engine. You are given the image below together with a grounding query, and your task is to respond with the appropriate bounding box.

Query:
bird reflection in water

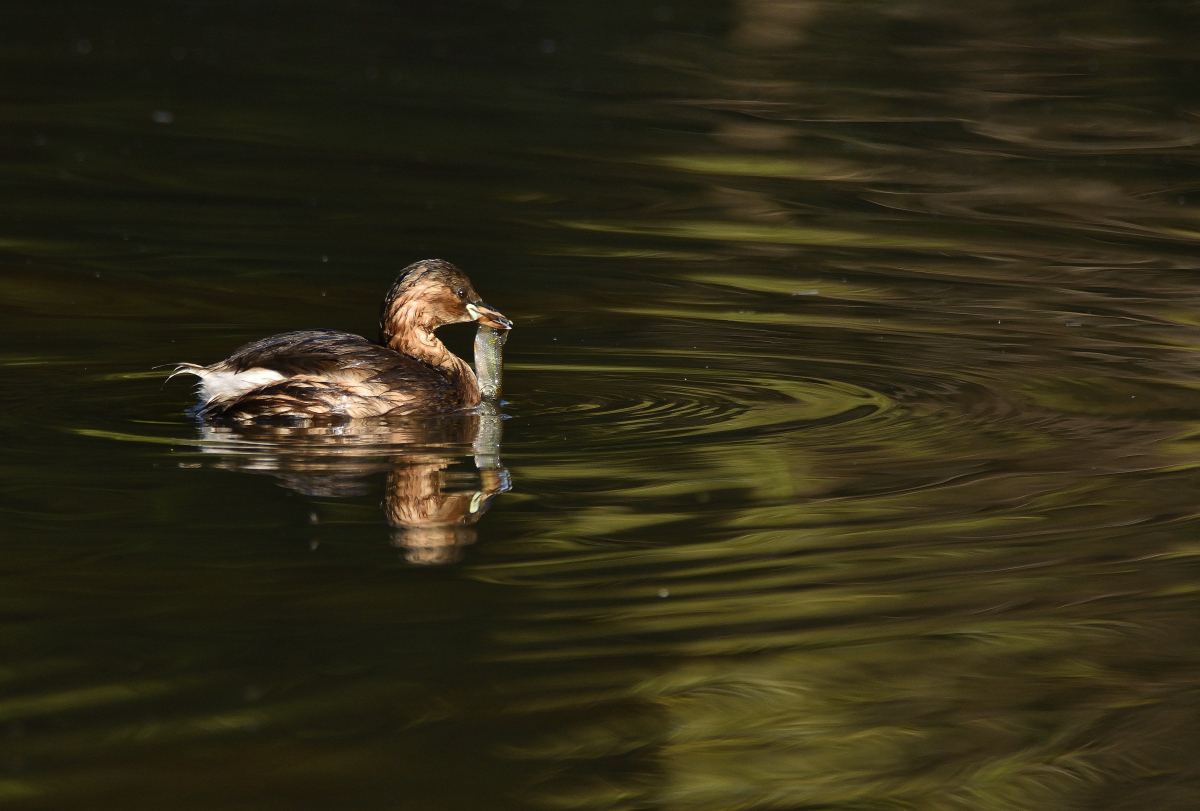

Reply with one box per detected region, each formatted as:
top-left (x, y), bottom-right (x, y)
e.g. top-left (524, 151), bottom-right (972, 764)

top-left (194, 406), bottom-right (510, 564)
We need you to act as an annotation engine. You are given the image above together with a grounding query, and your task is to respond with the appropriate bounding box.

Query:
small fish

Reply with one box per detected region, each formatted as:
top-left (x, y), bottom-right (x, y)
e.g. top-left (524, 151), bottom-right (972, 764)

top-left (474, 324), bottom-right (508, 399)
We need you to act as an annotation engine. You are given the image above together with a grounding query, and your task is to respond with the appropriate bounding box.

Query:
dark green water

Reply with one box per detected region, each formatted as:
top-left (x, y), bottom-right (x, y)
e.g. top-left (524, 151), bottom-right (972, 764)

top-left (4, 1), bottom-right (1200, 808)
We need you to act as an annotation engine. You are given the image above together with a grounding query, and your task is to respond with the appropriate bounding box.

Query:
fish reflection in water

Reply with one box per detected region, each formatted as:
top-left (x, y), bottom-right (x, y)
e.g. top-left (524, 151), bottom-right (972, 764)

top-left (194, 406), bottom-right (510, 564)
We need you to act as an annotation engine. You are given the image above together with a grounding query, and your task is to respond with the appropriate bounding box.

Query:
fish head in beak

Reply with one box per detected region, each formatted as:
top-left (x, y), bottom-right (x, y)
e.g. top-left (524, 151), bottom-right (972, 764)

top-left (465, 301), bottom-right (512, 330)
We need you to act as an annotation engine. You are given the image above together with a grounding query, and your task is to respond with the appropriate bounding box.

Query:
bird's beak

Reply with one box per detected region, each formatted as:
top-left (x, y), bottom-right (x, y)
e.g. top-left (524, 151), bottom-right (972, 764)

top-left (466, 301), bottom-right (512, 330)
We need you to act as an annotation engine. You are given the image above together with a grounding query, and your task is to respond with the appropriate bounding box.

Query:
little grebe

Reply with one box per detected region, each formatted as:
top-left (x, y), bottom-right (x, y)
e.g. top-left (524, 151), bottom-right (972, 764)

top-left (175, 259), bottom-right (512, 421)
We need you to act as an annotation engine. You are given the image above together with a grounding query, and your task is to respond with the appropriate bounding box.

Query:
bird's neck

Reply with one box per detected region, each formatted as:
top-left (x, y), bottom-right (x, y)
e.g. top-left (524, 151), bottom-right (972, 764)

top-left (383, 298), bottom-right (481, 403)
top-left (385, 321), bottom-right (481, 403)
top-left (388, 323), bottom-right (456, 369)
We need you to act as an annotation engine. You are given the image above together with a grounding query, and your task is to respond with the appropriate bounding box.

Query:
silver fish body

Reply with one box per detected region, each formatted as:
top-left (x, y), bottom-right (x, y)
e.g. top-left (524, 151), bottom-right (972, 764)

top-left (474, 324), bottom-right (507, 400)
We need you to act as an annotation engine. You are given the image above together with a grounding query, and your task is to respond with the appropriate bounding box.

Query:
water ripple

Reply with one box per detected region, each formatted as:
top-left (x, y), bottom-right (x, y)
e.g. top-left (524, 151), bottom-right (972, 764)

top-left (509, 352), bottom-right (888, 450)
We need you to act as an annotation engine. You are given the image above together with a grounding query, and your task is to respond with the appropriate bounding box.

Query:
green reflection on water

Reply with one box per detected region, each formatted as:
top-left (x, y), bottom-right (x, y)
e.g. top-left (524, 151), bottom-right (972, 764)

top-left (2, 0), bottom-right (1200, 808)
top-left (559, 218), bottom-right (966, 250)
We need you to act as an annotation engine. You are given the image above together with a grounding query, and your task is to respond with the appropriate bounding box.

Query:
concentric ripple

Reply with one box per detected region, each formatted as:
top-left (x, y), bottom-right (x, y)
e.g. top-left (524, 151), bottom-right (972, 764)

top-left (505, 351), bottom-right (890, 450)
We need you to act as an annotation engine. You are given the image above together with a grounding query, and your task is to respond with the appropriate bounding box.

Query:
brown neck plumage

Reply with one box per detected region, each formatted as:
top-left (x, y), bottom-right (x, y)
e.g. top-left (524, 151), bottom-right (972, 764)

top-left (381, 288), bottom-right (481, 402)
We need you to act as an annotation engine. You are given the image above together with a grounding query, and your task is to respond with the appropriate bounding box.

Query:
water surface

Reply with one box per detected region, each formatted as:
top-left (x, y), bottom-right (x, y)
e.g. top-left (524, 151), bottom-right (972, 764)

top-left (3, 1), bottom-right (1200, 808)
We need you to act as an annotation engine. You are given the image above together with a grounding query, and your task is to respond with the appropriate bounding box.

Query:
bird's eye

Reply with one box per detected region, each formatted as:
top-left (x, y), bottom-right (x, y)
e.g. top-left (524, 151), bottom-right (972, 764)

top-left (456, 288), bottom-right (467, 300)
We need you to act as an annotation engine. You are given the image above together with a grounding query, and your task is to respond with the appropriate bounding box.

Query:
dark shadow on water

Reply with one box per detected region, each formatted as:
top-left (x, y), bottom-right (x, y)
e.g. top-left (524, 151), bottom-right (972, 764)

top-left (196, 407), bottom-right (511, 565)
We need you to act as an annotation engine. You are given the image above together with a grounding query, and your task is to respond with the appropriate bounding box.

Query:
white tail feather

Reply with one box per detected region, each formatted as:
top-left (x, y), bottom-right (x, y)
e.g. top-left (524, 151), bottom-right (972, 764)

top-left (169, 364), bottom-right (286, 403)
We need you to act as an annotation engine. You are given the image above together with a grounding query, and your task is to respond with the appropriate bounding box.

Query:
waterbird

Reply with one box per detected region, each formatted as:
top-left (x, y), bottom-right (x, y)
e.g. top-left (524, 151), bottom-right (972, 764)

top-left (172, 259), bottom-right (512, 421)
